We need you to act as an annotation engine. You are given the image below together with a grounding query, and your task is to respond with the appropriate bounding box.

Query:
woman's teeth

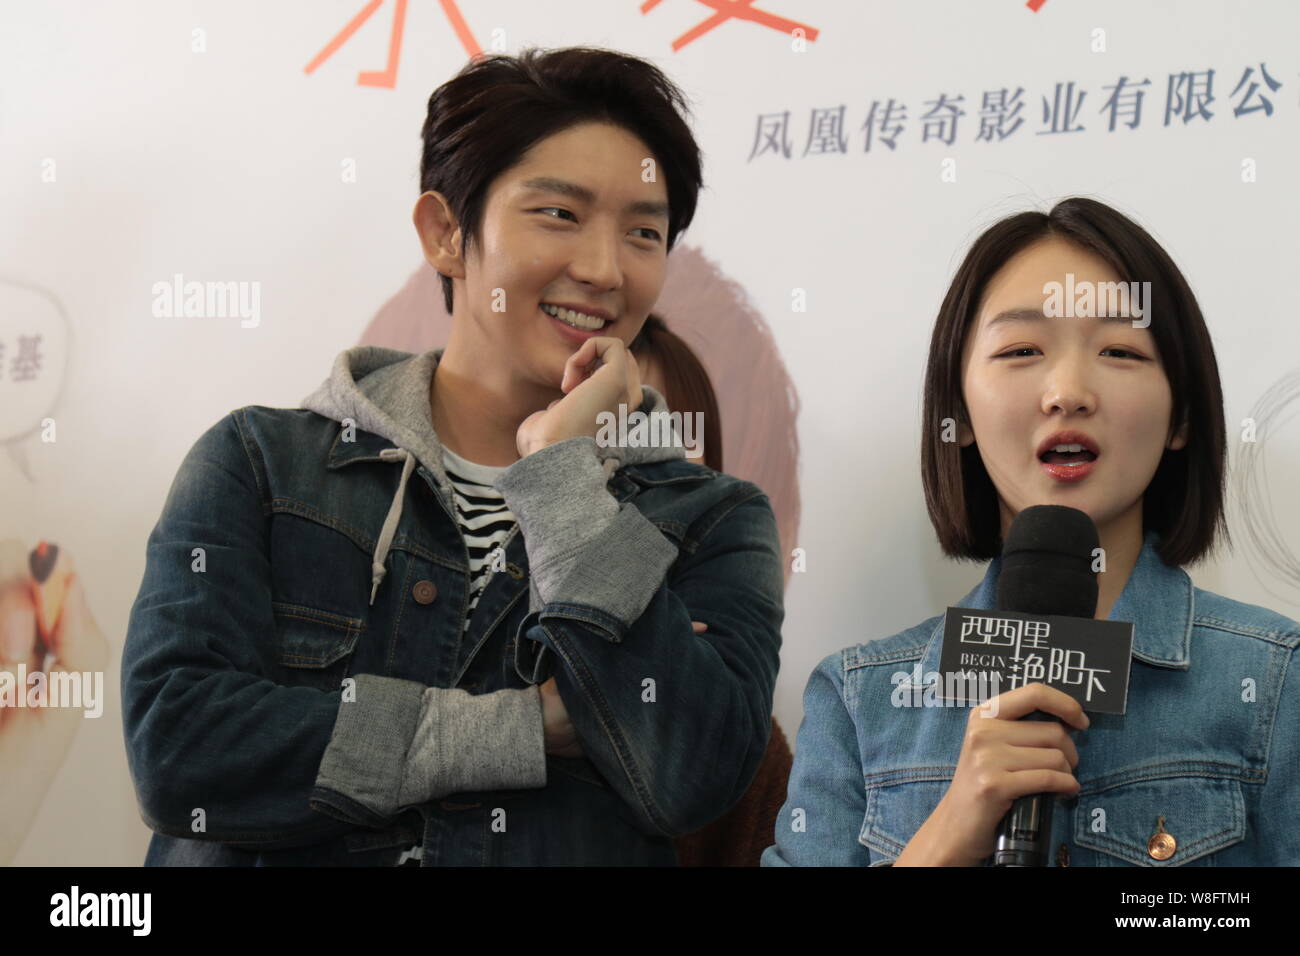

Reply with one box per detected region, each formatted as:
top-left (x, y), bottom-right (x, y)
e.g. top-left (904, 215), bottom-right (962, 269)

top-left (541, 303), bottom-right (607, 331)
top-left (1041, 443), bottom-right (1098, 465)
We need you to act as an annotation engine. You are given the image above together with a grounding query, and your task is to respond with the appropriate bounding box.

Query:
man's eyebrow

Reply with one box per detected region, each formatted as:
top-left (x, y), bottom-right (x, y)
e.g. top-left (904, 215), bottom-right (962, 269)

top-left (520, 176), bottom-right (669, 219)
top-left (626, 198), bottom-right (670, 219)
top-left (521, 176), bottom-right (595, 203)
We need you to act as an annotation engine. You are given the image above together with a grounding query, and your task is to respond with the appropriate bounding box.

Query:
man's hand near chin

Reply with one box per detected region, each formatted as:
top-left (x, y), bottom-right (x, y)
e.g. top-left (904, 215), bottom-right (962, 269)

top-left (515, 336), bottom-right (642, 457)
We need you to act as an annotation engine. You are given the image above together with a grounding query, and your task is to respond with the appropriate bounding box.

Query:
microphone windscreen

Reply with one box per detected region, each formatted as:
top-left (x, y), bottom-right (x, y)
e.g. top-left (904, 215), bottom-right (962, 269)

top-left (996, 505), bottom-right (1099, 619)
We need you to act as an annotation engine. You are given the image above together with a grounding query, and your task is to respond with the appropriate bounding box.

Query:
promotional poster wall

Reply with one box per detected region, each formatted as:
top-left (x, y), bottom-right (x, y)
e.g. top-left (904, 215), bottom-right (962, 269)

top-left (3, 0), bottom-right (1299, 869)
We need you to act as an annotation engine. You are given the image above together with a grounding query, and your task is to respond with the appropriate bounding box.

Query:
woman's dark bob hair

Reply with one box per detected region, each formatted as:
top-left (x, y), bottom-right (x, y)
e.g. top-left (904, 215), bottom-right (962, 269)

top-left (921, 197), bottom-right (1228, 568)
top-left (419, 47), bottom-right (703, 313)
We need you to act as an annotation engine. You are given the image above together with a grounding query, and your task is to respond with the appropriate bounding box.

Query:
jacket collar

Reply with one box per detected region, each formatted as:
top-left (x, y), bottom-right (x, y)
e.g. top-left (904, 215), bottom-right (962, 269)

top-left (305, 346), bottom-right (686, 485)
top-left (326, 425), bottom-right (396, 469)
top-left (939, 529), bottom-right (1194, 670)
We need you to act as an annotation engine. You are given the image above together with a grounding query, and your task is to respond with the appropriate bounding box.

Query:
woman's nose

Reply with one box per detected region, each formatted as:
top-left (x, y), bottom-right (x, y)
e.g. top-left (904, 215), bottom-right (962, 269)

top-left (1040, 358), bottom-right (1097, 416)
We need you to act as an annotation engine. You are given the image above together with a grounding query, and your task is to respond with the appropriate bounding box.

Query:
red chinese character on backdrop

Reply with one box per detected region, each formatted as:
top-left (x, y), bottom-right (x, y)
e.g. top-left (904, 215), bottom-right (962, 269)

top-left (305, 0), bottom-right (482, 89)
top-left (641, 0), bottom-right (818, 52)
top-left (306, 0), bottom-right (822, 89)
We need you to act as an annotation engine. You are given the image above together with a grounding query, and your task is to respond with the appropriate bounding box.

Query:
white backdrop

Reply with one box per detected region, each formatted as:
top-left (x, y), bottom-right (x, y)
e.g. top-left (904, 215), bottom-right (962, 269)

top-left (3, 0), bottom-right (1299, 864)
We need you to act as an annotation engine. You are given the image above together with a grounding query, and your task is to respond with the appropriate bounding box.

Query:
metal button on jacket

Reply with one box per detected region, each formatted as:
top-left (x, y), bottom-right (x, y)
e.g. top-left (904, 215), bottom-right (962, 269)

top-left (412, 580), bottom-right (437, 604)
top-left (1148, 816), bottom-right (1177, 861)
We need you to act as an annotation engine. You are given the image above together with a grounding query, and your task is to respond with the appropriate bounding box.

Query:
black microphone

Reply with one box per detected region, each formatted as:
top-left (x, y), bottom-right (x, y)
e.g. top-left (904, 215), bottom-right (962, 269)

top-left (990, 505), bottom-right (1099, 867)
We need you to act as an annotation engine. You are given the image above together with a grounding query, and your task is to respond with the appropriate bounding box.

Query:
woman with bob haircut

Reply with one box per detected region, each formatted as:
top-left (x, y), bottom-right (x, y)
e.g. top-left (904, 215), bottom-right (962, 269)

top-left (763, 197), bottom-right (1300, 867)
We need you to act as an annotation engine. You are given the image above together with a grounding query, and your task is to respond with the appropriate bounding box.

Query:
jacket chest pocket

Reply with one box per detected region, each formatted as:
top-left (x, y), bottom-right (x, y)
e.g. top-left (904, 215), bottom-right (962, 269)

top-left (860, 777), bottom-right (951, 863)
top-left (271, 601), bottom-right (363, 692)
top-left (1073, 775), bottom-right (1246, 866)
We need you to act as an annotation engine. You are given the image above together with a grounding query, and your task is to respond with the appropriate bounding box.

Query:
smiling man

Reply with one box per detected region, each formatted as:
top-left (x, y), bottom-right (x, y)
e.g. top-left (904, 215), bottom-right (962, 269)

top-left (121, 47), bottom-right (785, 867)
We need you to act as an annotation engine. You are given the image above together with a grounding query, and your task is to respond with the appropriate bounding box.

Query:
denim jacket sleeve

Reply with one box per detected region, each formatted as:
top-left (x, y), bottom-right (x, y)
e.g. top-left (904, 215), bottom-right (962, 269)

top-left (1255, 643), bottom-right (1300, 864)
top-left (496, 440), bottom-right (785, 837)
top-left (762, 652), bottom-right (875, 866)
top-left (121, 412), bottom-right (545, 851)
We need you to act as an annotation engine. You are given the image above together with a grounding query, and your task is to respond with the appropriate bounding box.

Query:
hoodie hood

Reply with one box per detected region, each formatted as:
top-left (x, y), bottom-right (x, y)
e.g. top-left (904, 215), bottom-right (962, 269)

top-left (300, 345), bottom-right (686, 604)
top-left (300, 345), bottom-right (686, 480)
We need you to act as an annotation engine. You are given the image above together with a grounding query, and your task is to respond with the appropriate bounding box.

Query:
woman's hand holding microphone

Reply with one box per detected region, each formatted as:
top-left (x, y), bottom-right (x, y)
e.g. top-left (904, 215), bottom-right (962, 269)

top-left (895, 682), bottom-right (1089, 867)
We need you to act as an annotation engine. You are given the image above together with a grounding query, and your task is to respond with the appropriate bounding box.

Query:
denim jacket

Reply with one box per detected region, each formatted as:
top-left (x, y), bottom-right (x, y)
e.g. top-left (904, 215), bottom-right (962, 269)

top-left (122, 347), bottom-right (784, 866)
top-left (763, 530), bottom-right (1300, 866)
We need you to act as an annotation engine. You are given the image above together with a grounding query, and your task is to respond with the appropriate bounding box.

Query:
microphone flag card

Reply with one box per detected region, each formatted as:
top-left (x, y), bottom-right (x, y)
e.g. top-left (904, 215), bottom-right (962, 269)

top-left (937, 607), bottom-right (1134, 714)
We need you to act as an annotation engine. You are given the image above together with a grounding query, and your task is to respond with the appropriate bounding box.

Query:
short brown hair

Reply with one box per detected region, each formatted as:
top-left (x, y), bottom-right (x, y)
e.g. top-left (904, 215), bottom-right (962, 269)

top-left (420, 47), bottom-right (703, 313)
top-left (920, 197), bottom-right (1228, 567)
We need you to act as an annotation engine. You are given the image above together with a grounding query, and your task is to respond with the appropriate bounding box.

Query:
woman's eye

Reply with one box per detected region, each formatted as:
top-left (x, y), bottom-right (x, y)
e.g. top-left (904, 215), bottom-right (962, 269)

top-left (996, 347), bottom-right (1040, 358)
top-left (537, 207), bottom-right (577, 222)
top-left (1102, 347), bottom-right (1149, 360)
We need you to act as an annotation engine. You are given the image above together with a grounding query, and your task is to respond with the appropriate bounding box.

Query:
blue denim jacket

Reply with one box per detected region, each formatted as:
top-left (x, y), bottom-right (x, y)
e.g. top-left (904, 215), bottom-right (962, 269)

top-left (122, 347), bottom-right (784, 866)
top-left (763, 530), bottom-right (1300, 866)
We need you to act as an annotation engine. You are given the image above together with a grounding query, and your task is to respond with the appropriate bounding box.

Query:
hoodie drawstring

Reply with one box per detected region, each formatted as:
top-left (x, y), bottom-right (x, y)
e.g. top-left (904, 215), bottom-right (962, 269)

top-left (371, 447), bottom-right (416, 605)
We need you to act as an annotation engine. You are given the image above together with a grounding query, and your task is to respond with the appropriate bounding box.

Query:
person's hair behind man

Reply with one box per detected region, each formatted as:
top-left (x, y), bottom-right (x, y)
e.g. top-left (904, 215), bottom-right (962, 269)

top-left (632, 313), bottom-right (724, 472)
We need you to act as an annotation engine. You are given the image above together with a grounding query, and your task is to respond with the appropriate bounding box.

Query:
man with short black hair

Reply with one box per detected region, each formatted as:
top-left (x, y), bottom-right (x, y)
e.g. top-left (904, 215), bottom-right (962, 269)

top-left (123, 47), bottom-right (785, 866)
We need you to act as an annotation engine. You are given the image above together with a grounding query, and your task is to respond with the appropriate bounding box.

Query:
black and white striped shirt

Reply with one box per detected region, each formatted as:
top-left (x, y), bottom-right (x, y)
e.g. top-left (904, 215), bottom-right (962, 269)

top-left (441, 446), bottom-right (517, 629)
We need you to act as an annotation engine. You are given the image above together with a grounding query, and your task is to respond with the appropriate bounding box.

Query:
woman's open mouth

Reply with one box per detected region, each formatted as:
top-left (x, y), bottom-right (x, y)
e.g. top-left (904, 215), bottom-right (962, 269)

top-left (1038, 441), bottom-right (1099, 483)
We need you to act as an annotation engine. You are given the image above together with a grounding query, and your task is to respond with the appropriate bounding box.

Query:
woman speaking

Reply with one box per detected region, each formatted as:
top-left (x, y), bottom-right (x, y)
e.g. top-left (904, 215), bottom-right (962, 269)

top-left (763, 197), bottom-right (1300, 867)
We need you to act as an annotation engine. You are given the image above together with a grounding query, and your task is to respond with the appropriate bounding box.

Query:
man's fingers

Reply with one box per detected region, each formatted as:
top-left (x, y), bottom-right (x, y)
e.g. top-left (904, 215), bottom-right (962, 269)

top-left (559, 335), bottom-right (632, 400)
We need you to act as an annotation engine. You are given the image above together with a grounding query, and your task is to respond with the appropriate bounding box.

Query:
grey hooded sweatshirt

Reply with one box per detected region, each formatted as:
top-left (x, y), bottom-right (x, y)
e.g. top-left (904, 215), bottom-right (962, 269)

top-left (299, 345), bottom-right (685, 811)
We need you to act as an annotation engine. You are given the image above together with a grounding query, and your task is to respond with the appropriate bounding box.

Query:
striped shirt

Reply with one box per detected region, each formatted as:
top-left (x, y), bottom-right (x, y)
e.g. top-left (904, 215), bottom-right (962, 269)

top-left (441, 445), bottom-right (518, 630)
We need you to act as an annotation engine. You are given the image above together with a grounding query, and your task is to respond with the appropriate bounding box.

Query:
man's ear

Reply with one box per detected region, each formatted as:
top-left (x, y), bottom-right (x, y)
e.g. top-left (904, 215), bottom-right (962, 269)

top-left (413, 191), bottom-right (465, 279)
top-left (1168, 417), bottom-right (1189, 451)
